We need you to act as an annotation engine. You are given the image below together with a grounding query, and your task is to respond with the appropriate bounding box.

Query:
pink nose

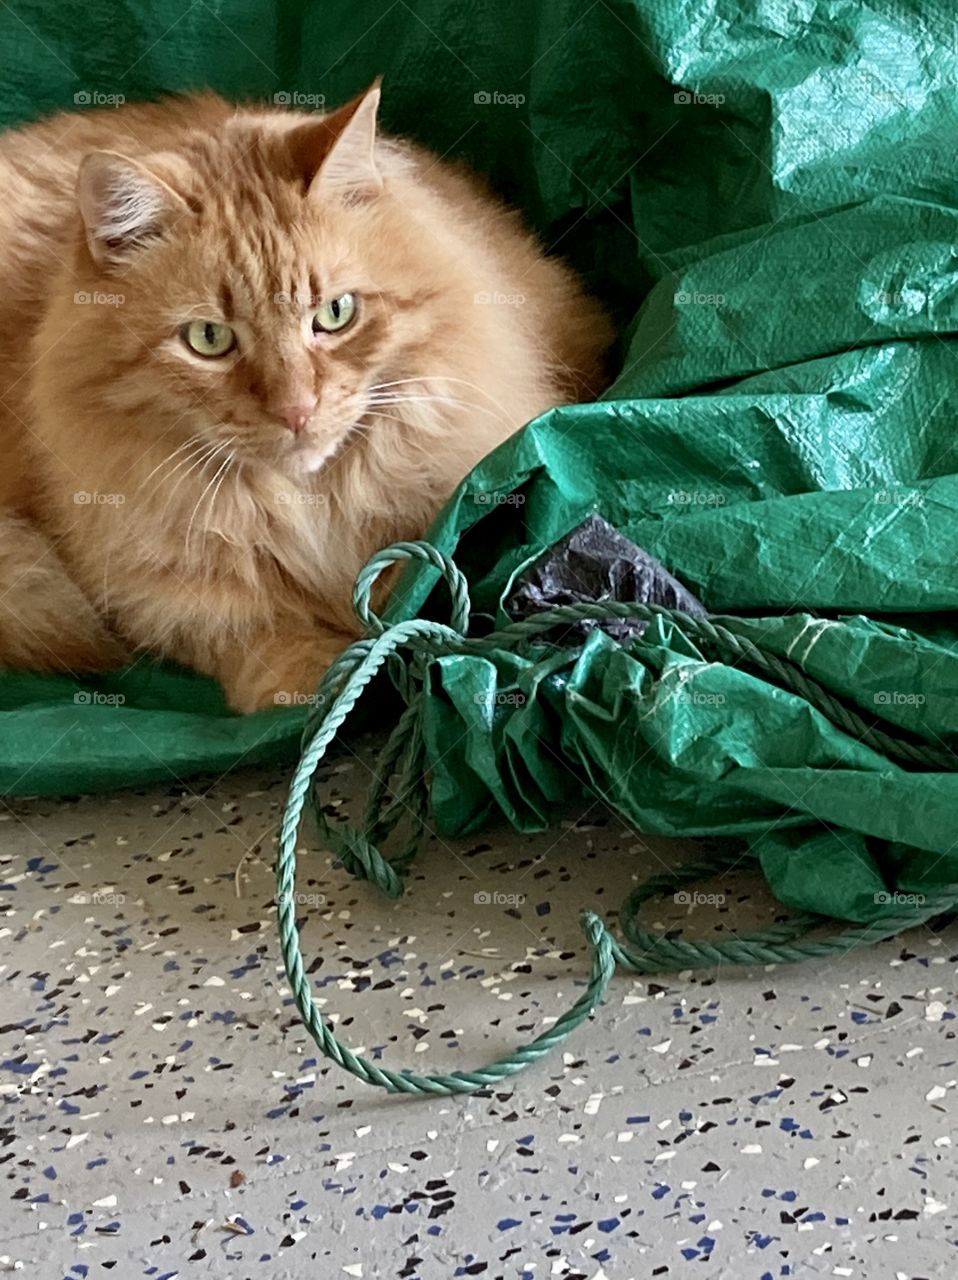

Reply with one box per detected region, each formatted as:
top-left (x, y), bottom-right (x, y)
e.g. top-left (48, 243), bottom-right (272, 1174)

top-left (276, 398), bottom-right (317, 434)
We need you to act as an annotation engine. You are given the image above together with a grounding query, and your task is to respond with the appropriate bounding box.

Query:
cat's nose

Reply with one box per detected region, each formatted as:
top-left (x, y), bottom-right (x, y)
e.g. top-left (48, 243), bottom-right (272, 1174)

top-left (276, 397), bottom-right (318, 434)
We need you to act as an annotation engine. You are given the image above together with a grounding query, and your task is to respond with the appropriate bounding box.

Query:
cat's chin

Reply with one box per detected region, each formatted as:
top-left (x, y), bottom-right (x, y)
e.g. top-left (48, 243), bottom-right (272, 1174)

top-left (288, 446), bottom-right (337, 476)
top-left (277, 440), bottom-right (339, 477)
top-left (282, 428), bottom-right (358, 478)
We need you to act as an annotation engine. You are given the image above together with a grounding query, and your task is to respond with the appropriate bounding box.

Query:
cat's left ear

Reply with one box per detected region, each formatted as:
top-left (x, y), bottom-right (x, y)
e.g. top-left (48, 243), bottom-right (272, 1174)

top-left (291, 82), bottom-right (384, 205)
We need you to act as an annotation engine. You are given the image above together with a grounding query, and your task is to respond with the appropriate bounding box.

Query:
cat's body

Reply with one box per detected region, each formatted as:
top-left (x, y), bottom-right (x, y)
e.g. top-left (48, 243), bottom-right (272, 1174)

top-left (0, 87), bottom-right (610, 711)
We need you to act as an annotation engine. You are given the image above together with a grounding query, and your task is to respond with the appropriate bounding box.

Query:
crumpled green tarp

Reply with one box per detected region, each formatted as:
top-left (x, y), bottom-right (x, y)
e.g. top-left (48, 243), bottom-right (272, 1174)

top-left (2, 0), bottom-right (956, 926)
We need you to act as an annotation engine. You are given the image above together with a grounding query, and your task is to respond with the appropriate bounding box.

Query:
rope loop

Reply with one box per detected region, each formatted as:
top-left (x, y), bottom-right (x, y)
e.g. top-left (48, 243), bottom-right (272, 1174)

top-left (352, 541), bottom-right (472, 637)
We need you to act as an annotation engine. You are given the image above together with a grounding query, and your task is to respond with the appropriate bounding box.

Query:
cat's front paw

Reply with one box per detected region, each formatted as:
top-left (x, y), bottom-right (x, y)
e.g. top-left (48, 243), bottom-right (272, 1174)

top-left (227, 676), bottom-right (317, 716)
top-left (220, 630), bottom-right (350, 715)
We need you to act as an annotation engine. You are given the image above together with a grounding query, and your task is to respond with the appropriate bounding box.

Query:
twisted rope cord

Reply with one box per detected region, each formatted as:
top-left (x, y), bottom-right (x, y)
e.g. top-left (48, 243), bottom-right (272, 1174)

top-left (479, 604), bottom-right (955, 770)
top-left (353, 540), bottom-right (472, 637)
top-left (614, 849), bottom-right (958, 969)
top-left (276, 541), bottom-right (958, 1095)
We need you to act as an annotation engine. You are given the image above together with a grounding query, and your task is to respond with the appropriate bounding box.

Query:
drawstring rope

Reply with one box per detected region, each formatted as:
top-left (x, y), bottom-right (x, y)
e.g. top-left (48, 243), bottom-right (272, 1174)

top-left (276, 541), bottom-right (958, 1094)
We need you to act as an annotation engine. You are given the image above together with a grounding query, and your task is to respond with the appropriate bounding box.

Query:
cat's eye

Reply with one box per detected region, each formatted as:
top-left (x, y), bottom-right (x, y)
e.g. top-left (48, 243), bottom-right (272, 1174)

top-left (182, 320), bottom-right (237, 358)
top-left (312, 293), bottom-right (356, 334)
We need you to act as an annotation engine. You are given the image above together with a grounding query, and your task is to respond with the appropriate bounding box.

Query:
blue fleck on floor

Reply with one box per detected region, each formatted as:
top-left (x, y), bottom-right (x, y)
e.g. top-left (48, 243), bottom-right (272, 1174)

top-left (1, 739), bottom-right (955, 1278)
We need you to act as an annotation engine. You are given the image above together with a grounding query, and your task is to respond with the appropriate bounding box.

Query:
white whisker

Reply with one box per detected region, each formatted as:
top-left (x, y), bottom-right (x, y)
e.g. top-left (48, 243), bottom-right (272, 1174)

top-left (366, 375), bottom-right (517, 429)
top-left (135, 435), bottom-right (206, 493)
top-left (159, 439), bottom-right (230, 520)
top-left (364, 393), bottom-right (514, 432)
top-left (184, 445), bottom-right (236, 559)
top-left (361, 410), bottom-right (411, 429)
top-left (202, 454), bottom-right (237, 539)
top-left (371, 374), bottom-right (515, 412)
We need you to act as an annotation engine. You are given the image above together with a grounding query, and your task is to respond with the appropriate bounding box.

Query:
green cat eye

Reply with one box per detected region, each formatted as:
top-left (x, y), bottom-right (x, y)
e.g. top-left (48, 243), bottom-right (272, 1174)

top-left (182, 320), bottom-right (236, 358)
top-left (312, 293), bottom-right (356, 334)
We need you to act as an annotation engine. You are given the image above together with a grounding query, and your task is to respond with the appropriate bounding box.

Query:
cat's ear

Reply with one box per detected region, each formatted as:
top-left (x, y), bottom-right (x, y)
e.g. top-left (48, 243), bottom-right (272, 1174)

top-left (77, 151), bottom-right (190, 271)
top-left (290, 82), bottom-right (384, 205)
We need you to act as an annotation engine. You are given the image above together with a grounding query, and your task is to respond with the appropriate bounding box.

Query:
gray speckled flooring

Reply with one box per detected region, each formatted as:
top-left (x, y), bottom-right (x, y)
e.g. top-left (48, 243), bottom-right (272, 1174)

top-left (1, 739), bottom-right (956, 1279)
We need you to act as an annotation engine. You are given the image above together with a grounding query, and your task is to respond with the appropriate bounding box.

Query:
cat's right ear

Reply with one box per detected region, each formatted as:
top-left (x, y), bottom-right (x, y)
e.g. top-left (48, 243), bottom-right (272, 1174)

top-left (77, 151), bottom-right (190, 271)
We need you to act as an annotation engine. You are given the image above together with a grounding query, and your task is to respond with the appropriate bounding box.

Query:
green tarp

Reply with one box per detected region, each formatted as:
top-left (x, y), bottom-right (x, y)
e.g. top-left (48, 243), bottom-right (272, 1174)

top-left (1, 1), bottom-right (956, 926)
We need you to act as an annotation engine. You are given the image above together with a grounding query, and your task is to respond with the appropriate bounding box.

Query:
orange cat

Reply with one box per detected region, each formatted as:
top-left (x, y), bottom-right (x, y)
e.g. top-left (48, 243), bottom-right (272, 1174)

top-left (0, 85), bottom-right (611, 711)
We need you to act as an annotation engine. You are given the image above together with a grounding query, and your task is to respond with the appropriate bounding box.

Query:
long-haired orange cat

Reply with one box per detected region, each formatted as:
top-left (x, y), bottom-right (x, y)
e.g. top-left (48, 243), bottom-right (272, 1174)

top-left (0, 85), bottom-right (610, 711)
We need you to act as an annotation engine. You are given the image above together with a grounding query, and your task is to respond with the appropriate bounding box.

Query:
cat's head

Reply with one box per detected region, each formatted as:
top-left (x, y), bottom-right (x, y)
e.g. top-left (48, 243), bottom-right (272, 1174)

top-left (70, 84), bottom-right (452, 480)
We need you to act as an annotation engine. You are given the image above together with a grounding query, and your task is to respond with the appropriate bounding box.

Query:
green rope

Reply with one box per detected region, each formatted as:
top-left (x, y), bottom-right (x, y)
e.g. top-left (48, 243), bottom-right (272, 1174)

top-left (478, 604), bottom-right (955, 769)
top-left (276, 540), bottom-right (958, 1095)
top-left (613, 848), bottom-right (958, 970)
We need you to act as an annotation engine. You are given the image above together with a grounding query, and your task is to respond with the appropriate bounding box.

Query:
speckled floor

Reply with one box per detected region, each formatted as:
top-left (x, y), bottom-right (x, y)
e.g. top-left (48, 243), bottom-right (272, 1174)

top-left (1, 739), bottom-right (955, 1278)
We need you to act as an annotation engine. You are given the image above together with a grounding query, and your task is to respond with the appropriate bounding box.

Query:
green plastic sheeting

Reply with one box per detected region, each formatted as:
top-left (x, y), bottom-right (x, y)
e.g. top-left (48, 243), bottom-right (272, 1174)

top-left (0, 0), bottom-right (955, 935)
top-left (0, 665), bottom-right (306, 795)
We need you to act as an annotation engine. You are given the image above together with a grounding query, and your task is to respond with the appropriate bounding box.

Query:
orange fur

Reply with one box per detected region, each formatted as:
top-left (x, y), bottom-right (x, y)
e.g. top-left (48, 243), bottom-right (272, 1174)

top-left (0, 87), bottom-right (611, 711)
